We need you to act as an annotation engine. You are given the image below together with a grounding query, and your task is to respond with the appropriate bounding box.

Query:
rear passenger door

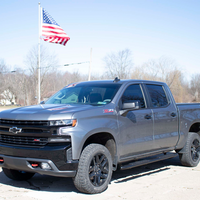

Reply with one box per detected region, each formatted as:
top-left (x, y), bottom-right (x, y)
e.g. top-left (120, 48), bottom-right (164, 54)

top-left (145, 84), bottom-right (179, 150)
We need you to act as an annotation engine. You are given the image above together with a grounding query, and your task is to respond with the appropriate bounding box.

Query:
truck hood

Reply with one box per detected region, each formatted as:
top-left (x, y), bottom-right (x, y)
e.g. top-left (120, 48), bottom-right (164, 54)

top-left (0, 104), bottom-right (96, 120)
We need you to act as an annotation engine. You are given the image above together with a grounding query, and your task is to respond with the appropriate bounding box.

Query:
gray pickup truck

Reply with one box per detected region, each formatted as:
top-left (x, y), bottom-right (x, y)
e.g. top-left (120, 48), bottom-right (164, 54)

top-left (0, 78), bottom-right (200, 194)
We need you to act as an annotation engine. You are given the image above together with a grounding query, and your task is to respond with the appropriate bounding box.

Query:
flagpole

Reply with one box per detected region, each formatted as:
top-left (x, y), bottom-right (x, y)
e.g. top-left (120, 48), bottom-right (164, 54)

top-left (88, 48), bottom-right (92, 81)
top-left (38, 2), bottom-right (41, 104)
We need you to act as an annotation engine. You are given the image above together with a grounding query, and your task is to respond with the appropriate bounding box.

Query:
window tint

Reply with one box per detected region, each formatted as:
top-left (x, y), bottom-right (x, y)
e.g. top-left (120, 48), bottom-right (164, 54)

top-left (122, 84), bottom-right (145, 108)
top-left (146, 84), bottom-right (168, 108)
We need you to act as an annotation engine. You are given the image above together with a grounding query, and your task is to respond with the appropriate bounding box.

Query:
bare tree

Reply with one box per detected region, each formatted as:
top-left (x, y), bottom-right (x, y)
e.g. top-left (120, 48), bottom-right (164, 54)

top-left (103, 49), bottom-right (133, 79)
top-left (131, 56), bottom-right (180, 86)
top-left (131, 56), bottom-right (190, 103)
top-left (10, 68), bottom-right (30, 106)
top-left (0, 60), bottom-right (20, 105)
top-left (24, 45), bottom-right (59, 103)
top-left (2, 51), bottom-right (196, 105)
top-left (0, 60), bottom-right (9, 94)
top-left (189, 74), bottom-right (200, 102)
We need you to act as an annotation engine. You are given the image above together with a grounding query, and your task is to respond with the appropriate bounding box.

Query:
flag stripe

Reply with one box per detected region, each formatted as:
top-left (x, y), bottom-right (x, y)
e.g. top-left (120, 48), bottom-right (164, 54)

top-left (42, 34), bottom-right (69, 38)
top-left (42, 27), bottom-right (67, 34)
top-left (42, 24), bottom-right (68, 37)
top-left (42, 25), bottom-right (64, 31)
top-left (41, 8), bottom-right (70, 46)
top-left (42, 29), bottom-right (68, 36)
top-left (43, 37), bottom-right (70, 45)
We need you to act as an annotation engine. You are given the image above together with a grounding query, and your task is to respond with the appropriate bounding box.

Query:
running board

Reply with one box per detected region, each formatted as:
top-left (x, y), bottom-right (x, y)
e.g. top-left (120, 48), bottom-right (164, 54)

top-left (120, 152), bottom-right (177, 170)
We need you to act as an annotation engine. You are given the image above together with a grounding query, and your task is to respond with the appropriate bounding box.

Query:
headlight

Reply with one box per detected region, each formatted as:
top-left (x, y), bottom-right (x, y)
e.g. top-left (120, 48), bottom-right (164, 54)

top-left (49, 119), bottom-right (77, 127)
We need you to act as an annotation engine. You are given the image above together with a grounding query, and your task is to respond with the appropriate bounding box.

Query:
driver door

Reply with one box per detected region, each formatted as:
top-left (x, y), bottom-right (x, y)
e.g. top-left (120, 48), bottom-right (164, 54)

top-left (118, 84), bottom-right (154, 161)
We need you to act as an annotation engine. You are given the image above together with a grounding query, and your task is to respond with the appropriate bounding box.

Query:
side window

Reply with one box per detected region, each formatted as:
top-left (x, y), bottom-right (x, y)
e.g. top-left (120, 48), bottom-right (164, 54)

top-left (146, 84), bottom-right (168, 108)
top-left (122, 84), bottom-right (146, 108)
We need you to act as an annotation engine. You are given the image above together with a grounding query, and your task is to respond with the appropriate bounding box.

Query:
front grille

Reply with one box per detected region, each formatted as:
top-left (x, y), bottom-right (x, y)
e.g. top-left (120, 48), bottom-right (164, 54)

top-left (0, 119), bottom-right (49, 126)
top-left (22, 129), bottom-right (44, 133)
top-left (0, 134), bottom-right (48, 146)
top-left (0, 127), bottom-right (9, 132)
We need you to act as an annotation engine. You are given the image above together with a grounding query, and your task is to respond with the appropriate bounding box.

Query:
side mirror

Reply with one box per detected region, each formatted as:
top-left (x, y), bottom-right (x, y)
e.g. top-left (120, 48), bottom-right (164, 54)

top-left (40, 101), bottom-right (45, 104)
top-left (122, 100), bottom-right (140, 110)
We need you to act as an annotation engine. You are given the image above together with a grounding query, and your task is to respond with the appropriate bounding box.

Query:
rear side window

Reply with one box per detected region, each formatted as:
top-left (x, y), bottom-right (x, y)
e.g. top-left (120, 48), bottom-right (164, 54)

top-left (122, 84), bottom-right (146, 108)
top-left (146, 84), bottom-right (168, 108)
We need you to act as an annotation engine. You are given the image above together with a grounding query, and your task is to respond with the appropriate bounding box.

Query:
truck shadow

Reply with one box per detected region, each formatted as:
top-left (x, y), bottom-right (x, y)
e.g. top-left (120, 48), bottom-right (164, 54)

top-left (0, 156), bottom-right (182, 193)
top-left (112, 155), bottom-right (181, 183)
top-left (0, 170), bottom-right (77, 193)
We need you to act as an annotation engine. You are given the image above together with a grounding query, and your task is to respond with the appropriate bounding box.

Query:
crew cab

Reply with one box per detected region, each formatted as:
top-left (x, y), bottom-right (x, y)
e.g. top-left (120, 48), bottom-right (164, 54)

top-left (0, 78), bottom-right (200, 194)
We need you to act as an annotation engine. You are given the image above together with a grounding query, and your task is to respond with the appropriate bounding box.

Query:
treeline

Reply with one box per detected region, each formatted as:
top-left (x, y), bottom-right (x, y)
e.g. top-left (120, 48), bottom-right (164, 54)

top-left (0, 47), bottom-right (199, 106)
top-left (0, 46), bottom-right (88, 106)
top-left (103, 49), bottom-right (198, 103)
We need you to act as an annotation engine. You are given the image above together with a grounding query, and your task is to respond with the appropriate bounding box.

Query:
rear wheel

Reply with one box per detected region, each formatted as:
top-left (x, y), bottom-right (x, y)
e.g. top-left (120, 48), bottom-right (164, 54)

top-left (73, 143), bottom-right (113, 194)
top-left (179, 132), bottom-right (200, 167)
top-left (3, 168), bottom-right (35, 181)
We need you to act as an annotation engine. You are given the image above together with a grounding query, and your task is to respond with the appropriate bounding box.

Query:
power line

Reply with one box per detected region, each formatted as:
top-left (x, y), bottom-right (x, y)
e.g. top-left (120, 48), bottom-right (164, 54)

top-left (64, 61), bottom-right (89, 66)
top-left (0, 71), bottom-right (16, 74)
top-left (38, 61), bottom-right (89, 69)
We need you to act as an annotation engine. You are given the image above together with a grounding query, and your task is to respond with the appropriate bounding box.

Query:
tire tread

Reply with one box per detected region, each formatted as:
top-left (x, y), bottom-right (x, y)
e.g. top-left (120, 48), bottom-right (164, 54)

top-left (179, 132), bottom-right (200, 167)
top-left (73, 143), bottom-right (112, 194)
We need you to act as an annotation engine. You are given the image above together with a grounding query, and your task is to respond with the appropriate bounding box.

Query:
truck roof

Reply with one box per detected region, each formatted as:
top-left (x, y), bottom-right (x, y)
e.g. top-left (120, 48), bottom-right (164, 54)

top-left (71, 79), bottom-right (166, 86)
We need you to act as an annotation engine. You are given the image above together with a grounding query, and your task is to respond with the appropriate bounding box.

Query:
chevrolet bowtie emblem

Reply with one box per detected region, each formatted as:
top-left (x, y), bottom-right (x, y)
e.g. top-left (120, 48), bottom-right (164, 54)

top-left (9, 127), bottom-right (22, 134)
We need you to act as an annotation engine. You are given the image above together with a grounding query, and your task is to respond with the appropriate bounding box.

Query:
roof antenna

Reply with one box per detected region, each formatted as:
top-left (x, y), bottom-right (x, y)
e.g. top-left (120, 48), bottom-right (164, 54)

top-left (113, 77), bottom-right (120, 83)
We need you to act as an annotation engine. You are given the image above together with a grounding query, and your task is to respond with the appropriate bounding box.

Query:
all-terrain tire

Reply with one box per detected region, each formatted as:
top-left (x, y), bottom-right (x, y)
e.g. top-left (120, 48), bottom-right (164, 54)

top-left (179, 132), bottom-right (200, 167)
top-left (73, 143), bottom-right (113, 194)
top-left (3, 168), bottom-right (35, 181)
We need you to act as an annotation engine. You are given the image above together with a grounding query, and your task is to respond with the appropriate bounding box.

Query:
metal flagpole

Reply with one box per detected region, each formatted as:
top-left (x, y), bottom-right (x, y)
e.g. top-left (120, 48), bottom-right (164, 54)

top-left (38, 2), bottom-right (41, 104)
top-left (88, 48), bottom-right (92, 81)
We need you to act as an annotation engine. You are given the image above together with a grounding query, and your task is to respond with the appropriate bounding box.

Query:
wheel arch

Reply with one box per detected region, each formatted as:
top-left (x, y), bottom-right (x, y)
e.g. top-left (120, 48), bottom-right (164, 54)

top-left (81, 132), bottom-right (118, 169)
top-left (177, 122), bottom-right (200, 154)
top-left (189, 122), bottom-right (200, 136)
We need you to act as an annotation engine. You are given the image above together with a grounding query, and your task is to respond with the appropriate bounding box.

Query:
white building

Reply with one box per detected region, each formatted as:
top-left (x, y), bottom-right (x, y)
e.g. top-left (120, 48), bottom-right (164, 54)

top-left (0, 89), bottom-right (16, 105)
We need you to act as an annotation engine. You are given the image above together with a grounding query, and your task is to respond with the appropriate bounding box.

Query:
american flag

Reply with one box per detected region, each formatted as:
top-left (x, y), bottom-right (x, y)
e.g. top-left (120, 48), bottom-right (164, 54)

top-left (41, 8), bottom-right (70, 46)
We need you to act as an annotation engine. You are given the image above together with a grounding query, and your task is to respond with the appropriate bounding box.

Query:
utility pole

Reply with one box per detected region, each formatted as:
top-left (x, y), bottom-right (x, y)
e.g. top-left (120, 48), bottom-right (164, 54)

top-left (38, 2), bottom-right (41, 104)
top-left (88, 48), bottom-right (92, 81)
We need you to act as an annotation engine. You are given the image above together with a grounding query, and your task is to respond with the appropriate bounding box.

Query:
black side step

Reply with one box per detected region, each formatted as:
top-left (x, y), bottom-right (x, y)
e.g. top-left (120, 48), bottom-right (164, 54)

top-left (120, 152), bottom-right (177, 170)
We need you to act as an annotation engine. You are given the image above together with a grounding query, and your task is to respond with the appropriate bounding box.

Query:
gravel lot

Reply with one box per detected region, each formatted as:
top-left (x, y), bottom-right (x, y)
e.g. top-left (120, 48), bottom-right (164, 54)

top-left (0, 156), bottom-right (200, 200)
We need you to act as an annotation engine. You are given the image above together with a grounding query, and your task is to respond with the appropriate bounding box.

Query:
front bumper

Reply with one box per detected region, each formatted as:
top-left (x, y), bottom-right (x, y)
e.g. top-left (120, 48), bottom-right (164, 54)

top-left (0, 154), bottom-right (77, 177)
top-left (0, 143), bottom-right (78, 177)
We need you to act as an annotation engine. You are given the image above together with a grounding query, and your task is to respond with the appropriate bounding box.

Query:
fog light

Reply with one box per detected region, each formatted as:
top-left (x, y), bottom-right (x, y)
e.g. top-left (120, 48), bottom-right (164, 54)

top-left (31, 163), bottom-right (39, 168)
top-left (0, 157), bottom-right (4, 164)
top-left (49, 137), bottom-right (71, 142)
top-left (41, 162), bottom-right (51, 170)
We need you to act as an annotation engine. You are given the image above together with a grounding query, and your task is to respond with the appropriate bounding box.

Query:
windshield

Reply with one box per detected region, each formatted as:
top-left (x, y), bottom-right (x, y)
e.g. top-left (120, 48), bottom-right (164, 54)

top-left (45, 83), bottom-right (121, 106)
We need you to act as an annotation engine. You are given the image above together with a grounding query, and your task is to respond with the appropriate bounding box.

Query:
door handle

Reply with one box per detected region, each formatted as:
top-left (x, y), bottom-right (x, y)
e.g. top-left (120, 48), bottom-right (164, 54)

top-left (171, 112), bottom-right (176, 117)
top-left (144, 115), bottom-right (152, 120)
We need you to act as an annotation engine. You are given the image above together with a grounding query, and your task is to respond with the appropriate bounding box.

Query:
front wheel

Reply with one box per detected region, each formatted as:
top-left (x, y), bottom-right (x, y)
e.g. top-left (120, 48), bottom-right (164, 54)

top-left (73, 143), bottom-right (113, 194)
top-left (3, 168), bottom-right (35, 181)
top-left (179, 132), bottom-right (200, 167)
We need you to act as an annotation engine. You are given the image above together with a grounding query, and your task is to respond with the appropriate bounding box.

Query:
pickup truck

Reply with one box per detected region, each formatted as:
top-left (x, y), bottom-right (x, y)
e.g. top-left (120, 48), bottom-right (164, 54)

top-left (0, 78), bottom-right (200, 194)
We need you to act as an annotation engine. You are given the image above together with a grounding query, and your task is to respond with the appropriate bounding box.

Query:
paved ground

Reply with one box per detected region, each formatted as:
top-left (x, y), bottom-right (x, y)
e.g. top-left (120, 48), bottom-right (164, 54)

top-left (1, 156), bottom-right (200, 200)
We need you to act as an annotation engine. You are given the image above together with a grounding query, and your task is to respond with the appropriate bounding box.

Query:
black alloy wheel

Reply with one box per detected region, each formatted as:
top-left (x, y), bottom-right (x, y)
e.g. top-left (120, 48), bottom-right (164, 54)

top-left (89, 153), bottom-right (109, 187)
top-left (73, 143), bottom-right (113, 194)
top-left (191, 139), bottom-right (200, 162)
top-left (179, 132), bottom-right (200, 167)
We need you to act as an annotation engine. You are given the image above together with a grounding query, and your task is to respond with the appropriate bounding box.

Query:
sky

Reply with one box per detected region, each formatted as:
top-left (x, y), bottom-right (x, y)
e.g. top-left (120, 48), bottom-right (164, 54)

top-left (0, 0), bottom-right (200, 81)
